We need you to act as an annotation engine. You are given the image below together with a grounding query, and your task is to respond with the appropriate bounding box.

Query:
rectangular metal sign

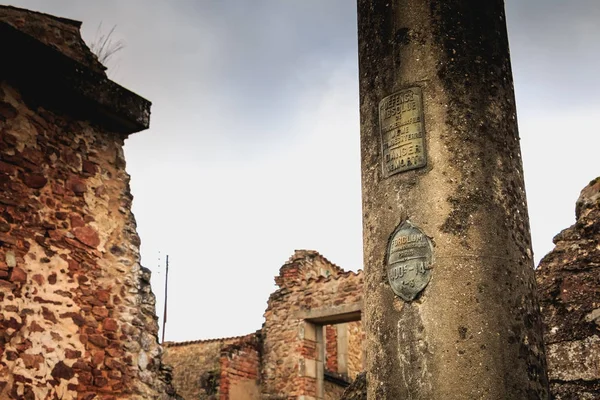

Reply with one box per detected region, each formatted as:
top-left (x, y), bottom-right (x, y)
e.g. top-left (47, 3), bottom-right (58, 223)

top-left (379, 87), bottom-right (426, 177)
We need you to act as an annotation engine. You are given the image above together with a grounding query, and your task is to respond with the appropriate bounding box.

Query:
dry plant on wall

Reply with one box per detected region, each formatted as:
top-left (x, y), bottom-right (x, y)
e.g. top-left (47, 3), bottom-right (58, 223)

top-left (89, 23), bottom-right (125, 70)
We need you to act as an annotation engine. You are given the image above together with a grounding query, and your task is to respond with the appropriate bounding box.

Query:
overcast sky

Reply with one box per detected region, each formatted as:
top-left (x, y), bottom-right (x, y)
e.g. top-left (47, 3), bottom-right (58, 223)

top-left (7, 1), bottom-right (600, 342)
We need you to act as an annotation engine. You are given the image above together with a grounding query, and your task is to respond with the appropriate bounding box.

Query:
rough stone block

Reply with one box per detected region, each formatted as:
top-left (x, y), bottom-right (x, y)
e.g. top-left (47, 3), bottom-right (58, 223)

top-left (547, 336), bottom-right (600, 381)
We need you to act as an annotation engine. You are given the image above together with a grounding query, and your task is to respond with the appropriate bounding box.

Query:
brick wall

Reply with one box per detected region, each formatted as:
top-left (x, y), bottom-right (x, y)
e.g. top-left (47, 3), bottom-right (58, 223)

top-left (325, 325), bottom-right (337, 373)
top-left (0, 6), bottom-right (174, 399)
top-left (219, 335), bottom-right (261, 400)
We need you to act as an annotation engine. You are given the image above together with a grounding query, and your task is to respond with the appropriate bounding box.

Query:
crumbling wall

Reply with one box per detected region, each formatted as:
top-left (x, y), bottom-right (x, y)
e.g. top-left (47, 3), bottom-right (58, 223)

top-left (262, 250), bottom-right (363, 398)
top-left (273, 250), bottom-right (345, 289)
top-left (162, 335), bottom-right (254, 400)
top-left (537, 177), bottom-right (600, 399)
top-left (219, 335), bottom-right (261, 400)
top-left (0, 6), bottom-right (175, 399)
top-left (163, 251), bottom-right (365, 400)
top-left (0, 79), bottom-right (169, 399)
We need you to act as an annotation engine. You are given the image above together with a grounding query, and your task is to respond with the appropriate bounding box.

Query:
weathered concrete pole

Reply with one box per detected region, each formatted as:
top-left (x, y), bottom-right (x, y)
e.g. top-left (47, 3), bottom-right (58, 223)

top-left (357, 1), bottom-right (550, 398)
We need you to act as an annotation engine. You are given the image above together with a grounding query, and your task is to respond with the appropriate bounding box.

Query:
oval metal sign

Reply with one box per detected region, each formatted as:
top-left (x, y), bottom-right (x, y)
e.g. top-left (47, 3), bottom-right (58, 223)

top-left (386, 221), bottom-right (433, 301)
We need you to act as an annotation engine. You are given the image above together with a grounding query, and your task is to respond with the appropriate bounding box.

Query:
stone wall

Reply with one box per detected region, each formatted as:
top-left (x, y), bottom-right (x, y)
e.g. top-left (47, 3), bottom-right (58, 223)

top-left (537, 177), bottom-right (600, 399)
top-left (0, 81), bottom-right (169, 399)
top-left (0, 6), bottom-right (106, 75)
top-left (346, 321), bottom-right (364, 381)
top-left (163, 335), bottom-right (255, 400)
top-left (262, 250), bottom-right (363, 399)
top-left (0, 6), bottom-right (174, 399)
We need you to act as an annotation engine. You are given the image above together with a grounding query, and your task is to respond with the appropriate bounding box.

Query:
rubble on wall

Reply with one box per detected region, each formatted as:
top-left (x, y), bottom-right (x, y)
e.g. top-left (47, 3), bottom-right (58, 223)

top-left (0, 5), bottom-right (176, 399)
top-left (537, 177), bottom-right (600, 399)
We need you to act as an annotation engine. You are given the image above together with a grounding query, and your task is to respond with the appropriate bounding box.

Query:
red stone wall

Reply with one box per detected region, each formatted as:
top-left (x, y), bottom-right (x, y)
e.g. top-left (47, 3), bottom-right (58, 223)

top-left (219, 336), bottom-right (261, 400)
top-left (261, 250), bottom-right (363, 398)
top-left (0, 80), bottom-right (170, 398)
top-left (325, 325), bottom-right (337, 373)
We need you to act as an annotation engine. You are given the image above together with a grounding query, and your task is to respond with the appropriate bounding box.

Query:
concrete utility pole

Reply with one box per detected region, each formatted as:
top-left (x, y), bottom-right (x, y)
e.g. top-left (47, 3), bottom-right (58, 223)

top-left (357, 1), bottom-right (549, 398)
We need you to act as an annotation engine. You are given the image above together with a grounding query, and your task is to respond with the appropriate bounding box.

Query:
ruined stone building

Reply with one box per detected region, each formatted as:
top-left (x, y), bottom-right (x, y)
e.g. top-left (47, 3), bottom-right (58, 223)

top-left (164, 177), bottom-right (600, 400)
top-left (163, 250), bottom-right (364, 400)
top-left (2, 5), bottom-right (600, 400)
top-left (0, 6), bottom-right (176, 399)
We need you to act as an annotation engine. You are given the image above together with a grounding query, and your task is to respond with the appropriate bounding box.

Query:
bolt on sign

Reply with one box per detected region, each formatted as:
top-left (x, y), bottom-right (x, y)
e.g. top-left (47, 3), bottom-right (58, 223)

top-left (386, 221), bottom-right (433, 301)
top-left (379, 87), bottom-right (426, 177)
